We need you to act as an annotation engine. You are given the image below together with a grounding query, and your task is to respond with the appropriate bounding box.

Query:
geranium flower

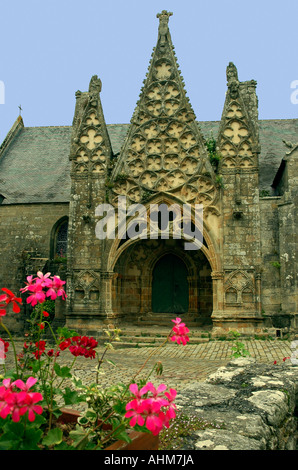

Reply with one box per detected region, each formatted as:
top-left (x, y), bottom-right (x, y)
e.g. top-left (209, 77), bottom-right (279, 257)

top-left (125, 382), bottom-right (178, 436)
top-left (59, 338), bottom-right (71, 351)
top-left (68, 336), bottom-right (98, 359)
top-left (26, 282), bottom-right (46, 307)
top-left (171, 317), bottom-right (185, 327)
top-left (46, 276), bottom-right (67, 301)
top-left (32, 340), bottom-right (46, 358)
top-left (170, 324), bottom-right (190, 346)
top-left (0, 288), bottom-right (22, 313)
top-left (144, 382), bottom-right (168, 410)
top-left (22, 392), bottom-right (43, 422)
top-left (0, 386), bottom-right (11, 419)
top-left (0, 302), bottom-right (6, 317)
top-left (125, 402), bottom-right (146, 427)
top-left (19, 275), bottom-right (36, 293)
top-left (0, 338), bottom-right (9, 358)
top-left (126, 383), bottom-right (150, 407)
top-left (4, 391), bottom-right (28, 422)
top-left (12, 377), bottom-right (37, 392)
top-left (36, 271), bottom-right (51, 286)
top-left (164, 388), bottom-right (177, 419)
top-left (143, 402), bottom-right (165, 436)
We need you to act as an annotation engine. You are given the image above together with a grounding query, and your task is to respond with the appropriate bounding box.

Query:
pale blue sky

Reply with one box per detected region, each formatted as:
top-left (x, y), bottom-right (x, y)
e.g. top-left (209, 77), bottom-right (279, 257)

top-left (0, 0), bottom-right (297, 142)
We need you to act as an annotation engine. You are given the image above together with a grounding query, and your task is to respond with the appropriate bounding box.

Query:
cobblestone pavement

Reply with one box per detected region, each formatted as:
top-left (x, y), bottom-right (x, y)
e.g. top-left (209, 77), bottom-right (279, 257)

top-left (2, 339), bottom-right (292, 403)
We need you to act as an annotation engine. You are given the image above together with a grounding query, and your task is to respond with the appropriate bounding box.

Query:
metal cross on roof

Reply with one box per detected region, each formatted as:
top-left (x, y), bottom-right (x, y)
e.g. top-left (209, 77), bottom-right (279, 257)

top-left (18, 105), bottom-right (22, 116)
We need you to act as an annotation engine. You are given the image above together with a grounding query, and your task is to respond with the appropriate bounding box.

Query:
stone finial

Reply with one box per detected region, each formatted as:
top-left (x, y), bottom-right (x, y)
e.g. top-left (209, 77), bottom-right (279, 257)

top-left (157, 10), bottom-right (173, 44)
top-left (226, 62), bottom-right (239, 99)
top-left (227, 62), bottom-right (239, 85)
top-left (89, 75), bottom-right (102, 95)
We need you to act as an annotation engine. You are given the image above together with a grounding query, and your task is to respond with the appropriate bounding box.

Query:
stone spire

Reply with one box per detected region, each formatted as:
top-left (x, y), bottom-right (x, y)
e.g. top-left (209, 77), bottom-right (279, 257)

top-left (70, 75), bottom-right (112, 179)
top-left (110, 11), bottom-right (217, 211)
top-left (217, 63), bottom-right (260, 170)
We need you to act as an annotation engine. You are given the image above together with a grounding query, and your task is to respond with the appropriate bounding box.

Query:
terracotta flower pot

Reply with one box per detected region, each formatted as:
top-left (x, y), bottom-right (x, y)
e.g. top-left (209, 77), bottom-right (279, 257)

top-left (57, 408), bottom-right (159, 450)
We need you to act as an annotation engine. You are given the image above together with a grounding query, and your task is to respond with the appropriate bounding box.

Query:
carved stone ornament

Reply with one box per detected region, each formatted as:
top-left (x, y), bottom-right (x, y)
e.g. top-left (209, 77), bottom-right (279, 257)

top-left (110, 12), bottom-right (218, 210)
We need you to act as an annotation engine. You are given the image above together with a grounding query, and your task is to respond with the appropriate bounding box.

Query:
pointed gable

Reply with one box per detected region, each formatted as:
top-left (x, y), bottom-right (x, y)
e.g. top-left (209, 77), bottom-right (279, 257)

top-left (70, 75), bottom-right (113, 178)
top-left (110, 11), bottom-right (217, 210)
top-left (217, 63), bottom-right (260, 170)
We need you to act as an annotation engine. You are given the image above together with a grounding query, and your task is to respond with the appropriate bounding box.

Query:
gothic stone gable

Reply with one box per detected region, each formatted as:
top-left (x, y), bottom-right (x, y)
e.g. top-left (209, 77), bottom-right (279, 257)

top-left (217, 62), bottom-right (260, 172)
top-left (110, 11), bottom-right (218, 212)
top-left (67, 76), bottom-right (113, 318)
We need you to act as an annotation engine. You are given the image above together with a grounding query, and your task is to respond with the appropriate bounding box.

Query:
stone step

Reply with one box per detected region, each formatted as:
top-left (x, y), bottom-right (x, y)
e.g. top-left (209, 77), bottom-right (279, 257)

top-left (110, 324), bottom-right (212, 348)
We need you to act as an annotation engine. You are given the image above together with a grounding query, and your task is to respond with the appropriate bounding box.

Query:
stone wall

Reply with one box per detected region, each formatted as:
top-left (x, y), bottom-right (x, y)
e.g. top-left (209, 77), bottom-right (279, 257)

top-left (259, 197), bottom-right (281, 316)
top-left (176, 357), bottom-right (298, 450)
top-left (0, 203), bottom-right (69, 331)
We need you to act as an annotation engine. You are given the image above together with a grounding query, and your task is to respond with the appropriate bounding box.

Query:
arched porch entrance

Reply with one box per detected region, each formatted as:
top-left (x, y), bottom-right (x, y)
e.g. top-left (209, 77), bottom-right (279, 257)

top-left (111, 238), bottom-right (213, 325)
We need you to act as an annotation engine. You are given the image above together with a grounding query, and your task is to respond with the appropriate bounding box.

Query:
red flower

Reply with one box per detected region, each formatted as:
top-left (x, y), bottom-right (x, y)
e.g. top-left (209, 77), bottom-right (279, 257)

top-left (0, 288), bottom-right (22, 313)
top-left (32, 340), bottom-right (46, 359)
top-left (0, 338), bottom-right (9, 359)
top-left (68, 336), bottom-right (98, 359)
top-left (59, 338), bottom-right (71, 351)
top-left (0, 302), bottom-right (6, 317)
top-left (47, 349), bottom-right (60, 357)
top-left (42, 311), bottom-right (49, 317)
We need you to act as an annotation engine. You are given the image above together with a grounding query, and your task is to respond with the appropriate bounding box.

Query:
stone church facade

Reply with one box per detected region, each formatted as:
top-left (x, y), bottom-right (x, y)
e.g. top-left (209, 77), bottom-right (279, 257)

top-left (0, 11), bottom-right (297, 336)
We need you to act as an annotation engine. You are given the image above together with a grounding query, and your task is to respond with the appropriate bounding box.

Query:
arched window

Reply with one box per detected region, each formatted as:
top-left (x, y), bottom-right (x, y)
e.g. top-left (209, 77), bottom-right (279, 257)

top-left (56, 221), bottom-right (68, 257)
top-left (50, 217), bottom-right (68, 259)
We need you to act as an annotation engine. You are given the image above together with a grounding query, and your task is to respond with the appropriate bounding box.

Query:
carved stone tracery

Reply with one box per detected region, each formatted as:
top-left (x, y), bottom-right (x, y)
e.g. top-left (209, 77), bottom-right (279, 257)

top-left (110, 12), bottom-right (218, 209)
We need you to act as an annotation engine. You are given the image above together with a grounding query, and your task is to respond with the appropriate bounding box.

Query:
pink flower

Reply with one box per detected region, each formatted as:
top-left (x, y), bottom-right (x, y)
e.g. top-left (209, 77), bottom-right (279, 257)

top-left (164, 388), bottom-right (177, 419)
top-left (0, 386), bottom-right (11, 419)
top-left (143, 402), bottom-right (165, 436)
top-left (19, 275), bottom-right (35, 293)
top-left (171, 317), bottom-right (185, 327)
top-left (46, 276), bottom-right (67, 301)
top-left (170, 324), bottom-right (190, 346)
top-left (4, 391), bottom-right (28, 422)
top-left (0, 377), bottom-right (43, 422)
top-left (125, 382), bottom-right (178, 436)
top-left (36, 271), bottom-right (51, 286)
top-left (144, 382), bottom-right (168, 410)
top-left (128, 383), bottom-right (150, 404)
top-left (12, 377), bottom-right (37, 392)
top-left (26, 282), bottom-right (46, 307)
top-left (125, 402), bottom-right (145, 427)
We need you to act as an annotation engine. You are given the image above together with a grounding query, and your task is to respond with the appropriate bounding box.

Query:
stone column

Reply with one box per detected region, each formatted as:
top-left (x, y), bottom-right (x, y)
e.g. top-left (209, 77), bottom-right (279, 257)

top-left (99, 271), bottom-right (115, 318)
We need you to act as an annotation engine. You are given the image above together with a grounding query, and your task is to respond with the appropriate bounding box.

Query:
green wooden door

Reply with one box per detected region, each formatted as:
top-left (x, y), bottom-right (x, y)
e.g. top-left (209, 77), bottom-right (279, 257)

top-left (152, 254), bottom-right (189, 313)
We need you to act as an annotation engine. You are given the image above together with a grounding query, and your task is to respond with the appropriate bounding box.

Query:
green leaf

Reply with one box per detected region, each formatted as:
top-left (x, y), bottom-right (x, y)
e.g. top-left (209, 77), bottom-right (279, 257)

top-left (113, 428), bottom-right (132, 443)
top-left (105, 359), bottom-right (116, 367)
top-left (63, 387), bottom-right (81, 405)
top-left (69, 425), bottom-right (89, 450)
top-left (42, 428), bottom-right (63, 447)
top-left (32, 360), bottom-right (45, 373)
top-left (57, 327), bottom-right (78, 339)
top-left (54, 363), bottom-right (72, 378)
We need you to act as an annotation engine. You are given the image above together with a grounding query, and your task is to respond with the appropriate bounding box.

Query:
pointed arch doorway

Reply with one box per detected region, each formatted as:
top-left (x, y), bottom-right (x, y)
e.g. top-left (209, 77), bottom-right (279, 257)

top-left (152, 253), bottom-right (189, 314)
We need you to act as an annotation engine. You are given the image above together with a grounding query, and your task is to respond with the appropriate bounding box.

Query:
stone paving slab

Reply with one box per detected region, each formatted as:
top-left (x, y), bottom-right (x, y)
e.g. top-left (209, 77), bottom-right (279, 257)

top-left (2, 339), bottom-right (292, 396)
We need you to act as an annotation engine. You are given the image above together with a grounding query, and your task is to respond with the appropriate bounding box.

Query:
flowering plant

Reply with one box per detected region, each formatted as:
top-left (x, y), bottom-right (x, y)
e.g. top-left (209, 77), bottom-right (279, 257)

top-left (0, 271), bottom-right (190, 450)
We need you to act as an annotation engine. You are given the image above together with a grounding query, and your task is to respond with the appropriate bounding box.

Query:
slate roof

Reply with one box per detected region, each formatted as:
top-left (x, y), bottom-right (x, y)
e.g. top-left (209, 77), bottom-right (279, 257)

top-left (0, 119), bottom-right (297, 204)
